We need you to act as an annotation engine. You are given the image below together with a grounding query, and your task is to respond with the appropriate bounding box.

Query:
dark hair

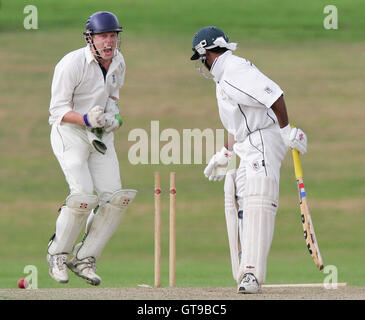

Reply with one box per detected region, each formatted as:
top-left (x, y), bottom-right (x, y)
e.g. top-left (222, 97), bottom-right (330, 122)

top-left (206, 47), bottom-right (229, 54)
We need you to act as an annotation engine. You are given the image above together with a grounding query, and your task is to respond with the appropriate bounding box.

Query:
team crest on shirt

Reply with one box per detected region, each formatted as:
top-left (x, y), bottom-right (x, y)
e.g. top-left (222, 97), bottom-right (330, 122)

top-left (252, 161), bottom-right (261, 171)
top-left (264, 86), bottom-right (273, 94)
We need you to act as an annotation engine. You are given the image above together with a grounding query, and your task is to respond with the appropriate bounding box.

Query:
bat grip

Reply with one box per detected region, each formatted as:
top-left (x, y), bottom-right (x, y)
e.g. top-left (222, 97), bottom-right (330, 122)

top-left (290, 124), bottom-right (304, 179)
top-left (291, 148), bottom-right (303, 179)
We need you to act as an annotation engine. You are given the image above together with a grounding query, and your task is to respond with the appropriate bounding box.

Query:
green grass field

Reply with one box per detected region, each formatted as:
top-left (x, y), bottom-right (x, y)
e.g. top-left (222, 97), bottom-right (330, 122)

top-left (0, 1), bottom-right (365, 290)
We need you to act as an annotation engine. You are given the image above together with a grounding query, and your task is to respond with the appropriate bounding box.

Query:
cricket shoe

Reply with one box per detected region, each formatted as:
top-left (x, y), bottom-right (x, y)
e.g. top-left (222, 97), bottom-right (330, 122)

top-left (66, 256), bottom-right (101, 286)
top-left (47, 253), bottom-right (69, 283)
top-left (237, 273), bottom-right (261, 294)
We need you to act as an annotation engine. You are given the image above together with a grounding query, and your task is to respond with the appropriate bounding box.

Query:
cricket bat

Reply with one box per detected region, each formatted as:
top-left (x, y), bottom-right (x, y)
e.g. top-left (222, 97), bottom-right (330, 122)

top-left (292, 148), bottom-right (324, 270)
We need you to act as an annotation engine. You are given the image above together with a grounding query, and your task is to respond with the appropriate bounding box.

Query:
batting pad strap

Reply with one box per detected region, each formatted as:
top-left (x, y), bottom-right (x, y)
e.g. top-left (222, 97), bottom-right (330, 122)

top-left (66, 193), bottom-right (98, 211)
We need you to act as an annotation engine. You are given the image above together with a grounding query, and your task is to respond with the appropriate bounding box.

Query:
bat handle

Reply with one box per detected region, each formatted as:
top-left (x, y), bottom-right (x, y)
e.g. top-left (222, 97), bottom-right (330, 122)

top-left (290, 124), bottom-right (304, 179)
top-left (291, 148), bottom-right (303, 179)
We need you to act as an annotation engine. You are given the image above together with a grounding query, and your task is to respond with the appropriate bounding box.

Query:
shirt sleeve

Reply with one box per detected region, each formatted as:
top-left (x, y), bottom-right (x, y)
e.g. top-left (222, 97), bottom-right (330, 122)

top-left (222, 61), bottom-right (283, 108)
top-left (49, 56), bottom-right (81, 124)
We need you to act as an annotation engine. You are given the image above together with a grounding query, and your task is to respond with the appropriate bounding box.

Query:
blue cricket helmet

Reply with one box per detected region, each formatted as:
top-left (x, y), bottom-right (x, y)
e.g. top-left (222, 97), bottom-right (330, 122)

top-left (84, 11), bottom-right (122, 35)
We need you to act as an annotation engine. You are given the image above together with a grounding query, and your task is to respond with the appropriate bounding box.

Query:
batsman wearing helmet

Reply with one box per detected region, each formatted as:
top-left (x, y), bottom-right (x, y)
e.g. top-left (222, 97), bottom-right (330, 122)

top-left (47, 11), bottom-right (137, 286)
top-left (191, 27), bottom-right (307, 293)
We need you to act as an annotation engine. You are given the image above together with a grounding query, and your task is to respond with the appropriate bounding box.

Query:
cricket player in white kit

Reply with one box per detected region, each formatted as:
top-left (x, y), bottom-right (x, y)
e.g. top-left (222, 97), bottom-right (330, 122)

top-left (191, 27), bottom-right (307, 293)
top-left (47, 11), bottom-right (137, 286)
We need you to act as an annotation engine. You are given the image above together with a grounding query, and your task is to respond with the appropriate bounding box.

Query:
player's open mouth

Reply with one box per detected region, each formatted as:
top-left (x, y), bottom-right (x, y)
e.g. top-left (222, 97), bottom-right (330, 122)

top-left (103, 47), bottom-right (113, 55)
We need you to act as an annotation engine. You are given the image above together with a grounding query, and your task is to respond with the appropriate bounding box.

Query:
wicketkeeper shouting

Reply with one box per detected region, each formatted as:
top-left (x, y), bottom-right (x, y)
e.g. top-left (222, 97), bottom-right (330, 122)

top-left (191, 26), bottom-right (307, 293)
top-left (47, 11), bottom-right (137, 286)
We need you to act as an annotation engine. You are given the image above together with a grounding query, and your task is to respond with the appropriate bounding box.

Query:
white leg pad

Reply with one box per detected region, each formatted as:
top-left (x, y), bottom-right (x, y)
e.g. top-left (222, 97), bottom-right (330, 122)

top-left (48, 193), bottom-right (98, 255)
top-left (75, 189), bottom-right (138, 261)
top-left (224, 169), bottom-right (240, 281)
top-left (237, 176), bottom-right (279, 285)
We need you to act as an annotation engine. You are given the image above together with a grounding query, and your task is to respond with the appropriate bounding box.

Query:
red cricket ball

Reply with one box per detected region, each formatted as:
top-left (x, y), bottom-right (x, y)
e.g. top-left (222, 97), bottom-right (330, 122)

top-left (17, 278), bottom-right (29, 289)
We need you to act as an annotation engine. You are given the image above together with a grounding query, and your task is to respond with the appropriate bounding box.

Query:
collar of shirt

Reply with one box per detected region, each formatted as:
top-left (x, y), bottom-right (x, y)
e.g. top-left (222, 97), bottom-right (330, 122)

top-left (85, 45), bottom-right (97, 63)
top-left (210, 50), bottom-right (232, 83)
top-left (84, 45), bottom-right (123, 69)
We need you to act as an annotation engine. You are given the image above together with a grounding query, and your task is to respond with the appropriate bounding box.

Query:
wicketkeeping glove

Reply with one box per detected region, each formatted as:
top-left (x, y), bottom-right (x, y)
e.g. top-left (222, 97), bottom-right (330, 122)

top-left (204, 146), bottom-right (233, 181)
top-left (280, 123), bottom-right (307, 155)
top-left (104, 113), bottom-right (123, 133)
top-left (83, 106), bottom-right (105, 128)
top-left (103, 97), bottom-right (123, 133)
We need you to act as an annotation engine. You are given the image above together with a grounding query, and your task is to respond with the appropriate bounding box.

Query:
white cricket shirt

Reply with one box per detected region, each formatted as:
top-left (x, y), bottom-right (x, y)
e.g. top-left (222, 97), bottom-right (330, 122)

top-left (210, 50), bottom-right (283, 143)
top-left (49, 45), bottom-right (126, 125)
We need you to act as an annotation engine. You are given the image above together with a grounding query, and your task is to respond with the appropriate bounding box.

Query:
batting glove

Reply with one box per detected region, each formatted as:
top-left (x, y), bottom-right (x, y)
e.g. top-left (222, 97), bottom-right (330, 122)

top-left (280, 124), bottom-right (307, 155)
top-left (83, 106), bottom-right (105, 128)
top-left (204, 147), bottom-right (233, 181)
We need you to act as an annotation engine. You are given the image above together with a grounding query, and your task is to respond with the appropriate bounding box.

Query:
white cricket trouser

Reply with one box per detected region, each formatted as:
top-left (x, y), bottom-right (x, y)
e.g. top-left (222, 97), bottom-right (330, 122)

top-left (50, 122), bottom-right (122, 202)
